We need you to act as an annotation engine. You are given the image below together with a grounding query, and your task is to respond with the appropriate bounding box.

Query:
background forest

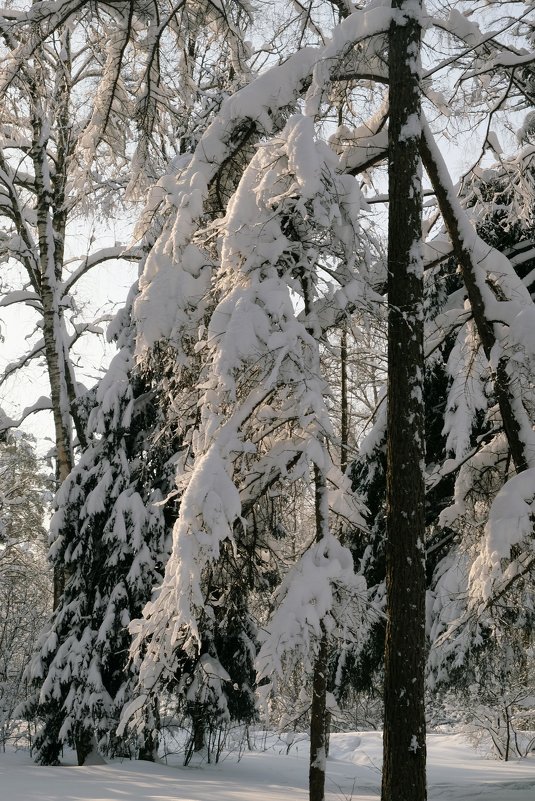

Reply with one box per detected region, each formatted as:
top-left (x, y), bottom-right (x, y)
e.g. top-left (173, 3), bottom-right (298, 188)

top-left (0, 2), bottom-right (534, 801)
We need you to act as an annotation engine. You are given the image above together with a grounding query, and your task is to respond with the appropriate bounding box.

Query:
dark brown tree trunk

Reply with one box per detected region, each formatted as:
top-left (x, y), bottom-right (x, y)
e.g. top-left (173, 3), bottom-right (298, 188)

top-left (192, 713), bottom-right (206, 753)
top-left (340, 323), bottom-right (349, 476)
top-left (382, 2), bottom-right (427, 801)
top-left (309, 463), bottom-right (330, 801)
top-left (138, 702), bottom-right (161, 762)
top-left (184, 701), bottom-right (206, 764)
top-left (309, 627), bottom-right (329, 801)
top-left (75, 730), bottom-right (95, 766)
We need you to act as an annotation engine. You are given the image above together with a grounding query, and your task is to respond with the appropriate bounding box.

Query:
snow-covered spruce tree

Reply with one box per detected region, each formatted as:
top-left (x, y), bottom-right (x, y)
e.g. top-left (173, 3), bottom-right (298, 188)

top-left (23, 287), bottom-right (180, 765)
top-left (123, 109), bottom-right (375, 786)
top-left (0, 430), bottom-right (52, 749)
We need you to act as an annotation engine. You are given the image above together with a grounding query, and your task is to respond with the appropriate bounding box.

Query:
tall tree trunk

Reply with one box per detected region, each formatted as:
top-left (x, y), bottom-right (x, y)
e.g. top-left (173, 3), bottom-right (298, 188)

top-left (34, 160), bottom-right (74, 610)
top-left (309, 463), bottom-right (330, 801)
top-left (184, 701), bottom-right (206, 765)
top-left (30, 46), bottom-right (78, 612)
top-left (340, 323), bottom-right (349, 476)
top-left (41, 296), bottom-right (73, 609)
top-left (322, 322), bottom-right (350, 760)
top-left (309, 625), bottom-right (329, 801)
top-left (382, 2), bottom-right (427, 801)
top-left (138, 701), bottom-right (161, 762)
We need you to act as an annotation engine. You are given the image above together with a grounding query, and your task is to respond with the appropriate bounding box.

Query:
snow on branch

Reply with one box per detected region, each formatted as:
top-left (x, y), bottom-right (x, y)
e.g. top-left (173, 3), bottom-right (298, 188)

top-left (133, 46), bottom-right (320, 352)
top-left (0, 289), bottom-right (41, 309)
top-left (0, 339), bottom-right (46, 390)
top-left (442, 322), bottom-right (488, 462)
top-left (421, 120), bottom-right (535, 474)
top-left (330, 98), bottom-right (389, 176)
top-left (470, 468), bottom-right (535, 602)
top-left (0, 396), bottom-right (52, 433)
top-left (256, 533), bottom-right (368, 688)
top-left (75, 19), bottom-right (132, 181)
top-left (134, 4), bottom-right (395, 353)
top-left (61, 245), bottom-right (142, 296)
top-left (305, 6), bottom-right (392, 118)
top-left (431, 451), bottom-right (535, 674)
top-left (128, 111), bottom-right (370, 711)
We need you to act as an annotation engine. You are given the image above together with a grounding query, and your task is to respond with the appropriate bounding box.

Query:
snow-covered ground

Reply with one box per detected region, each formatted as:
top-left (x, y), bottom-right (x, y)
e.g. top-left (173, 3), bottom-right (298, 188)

top-left (1, 731), bottom-right (535, 801)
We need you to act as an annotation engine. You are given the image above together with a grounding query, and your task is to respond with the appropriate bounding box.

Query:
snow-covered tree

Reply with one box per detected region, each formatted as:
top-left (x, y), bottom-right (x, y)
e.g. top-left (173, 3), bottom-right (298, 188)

top-left (0, 0), bottom-right (252, 560)
top-left (425, 158), bottom-right (535, 742)
top-left (22, 286), bottom-right (181, 765)
top-left (0, 4), bottom-right (144, 604)
top-left (0, 430), bottom-right (52, 749)
top-left (120, 95), bottom-right (377, 788)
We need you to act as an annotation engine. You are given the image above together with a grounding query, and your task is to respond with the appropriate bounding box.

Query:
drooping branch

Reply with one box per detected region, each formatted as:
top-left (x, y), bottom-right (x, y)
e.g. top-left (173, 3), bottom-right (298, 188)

top-left (0, 396), bottom-right (53, 433)
top-left (61, 245), bottom-right (142, 297)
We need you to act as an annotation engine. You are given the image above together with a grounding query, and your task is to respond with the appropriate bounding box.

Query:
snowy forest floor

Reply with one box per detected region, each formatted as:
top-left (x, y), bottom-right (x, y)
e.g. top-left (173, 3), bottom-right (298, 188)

top-left (1, 731), bottom-right (535, 801)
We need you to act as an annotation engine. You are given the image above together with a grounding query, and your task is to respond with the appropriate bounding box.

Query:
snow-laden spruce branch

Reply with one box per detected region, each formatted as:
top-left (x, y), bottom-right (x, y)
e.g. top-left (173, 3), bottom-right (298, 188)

top-left (421, 122), bottom-right (535, 475)
top-left (256, 532), bottom-right (371, 704)
top-left (133, 4), bottom-right (396, 351)
top-left (418, 120), bottom-right (535, 668)
top-left (431, 542), bottom-right (535, 676)
top-left (122, 111), bottom-right (373, 731)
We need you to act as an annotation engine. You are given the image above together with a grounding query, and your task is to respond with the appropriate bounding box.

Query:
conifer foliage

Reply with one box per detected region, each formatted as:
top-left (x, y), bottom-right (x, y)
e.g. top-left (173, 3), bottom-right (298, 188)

top-left (24, 289), bottom-right (175, 764)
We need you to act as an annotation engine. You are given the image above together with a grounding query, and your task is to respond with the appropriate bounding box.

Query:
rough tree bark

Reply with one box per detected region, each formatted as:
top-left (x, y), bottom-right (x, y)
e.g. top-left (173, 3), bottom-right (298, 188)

top-left (340, 324), bottom-right (349, 476)
top-left (29, 50), bottom-right (76, 611)
top-left (309, 463), bottom-right (330, 801)
top-left (309, 625), bottom-right (329, 801)
top-left (382, 1), bottom-right (427, 800)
